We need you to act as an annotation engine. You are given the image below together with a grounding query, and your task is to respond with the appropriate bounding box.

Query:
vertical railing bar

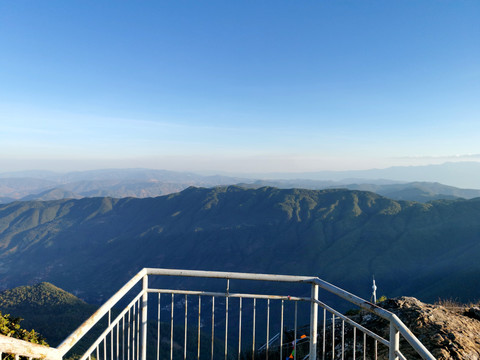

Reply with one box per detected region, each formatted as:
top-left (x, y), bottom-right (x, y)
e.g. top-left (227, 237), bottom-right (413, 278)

top-left (322, 308), bottom-right (326, 360)
top-left (198, 296), bottom-right (202, 360)
top-left (238, 297), bottom-right (243, 360)
top-left (133, 304), bottom-right (136, 360)
top-left (225, 279), bottom-right (230, 360)
top-left (96, 345), bottom-right (100, 360)
top-left (137, 299), bottom-right (140, 360)
top-left (363, 332), bottom-right (366, 360)
top-left (211, 296), bottom-right (215, 360)
top-left (341, 320), bottom-right (345, 360)
top-left (294, 301), bottom-right (297, 360)
top-left (15, 354), bottom-right (19, 360)
top-left (331, 313), bottom-right (335, 360)
top-left (375, 339), bottom-right (378, 360)
top-left (127, 308), bottom-right (131, 360)
top-left (132, 303), bottom-right (137, 360)
top-left (389, 323), bottom-right (400, 360)
top-left (117, 322), bottom-right (120, 360)
top-left (252, 298), bottom-right (256, 360)
top-left (280, 300), bottom-right (284, 360)
top-left (122, 314), bottom-right (125, 360)
top-left (157, 293), bottom-right (161, 360)
top-left (266, 298), bottom-right (270, 360)
top-left (111, 326), bottom-right (114, 360)
top-left (310, 284), bottom-right (318, 360)
top-left (184, 294), bottom-right (188, 360)
top-left (142, 276), bottom-right (148, 360)
top-left (103, 337), bottom-right (107, 360)
top-left (107, 310), bottom-right (111, 357)
top-left (353, 327), bottom-right (356, 360)
top-left (171, 294), bottom-right (174, 360)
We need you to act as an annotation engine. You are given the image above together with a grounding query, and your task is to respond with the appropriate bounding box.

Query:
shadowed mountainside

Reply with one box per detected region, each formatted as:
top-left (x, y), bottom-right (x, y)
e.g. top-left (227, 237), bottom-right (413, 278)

top-left (0, 282), bottom-right (97, 347)
top-left (0, 186), bottom-right (480, 305)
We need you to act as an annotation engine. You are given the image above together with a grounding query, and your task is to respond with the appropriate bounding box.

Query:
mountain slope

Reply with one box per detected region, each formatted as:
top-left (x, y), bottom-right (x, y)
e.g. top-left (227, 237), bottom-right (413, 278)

top-left (0, 282), bottom-right (97, 347)
top-left (245, 180), bottom-right (480, 202)
top-left (341, 181), bottom-right (480, 202)
top-left (20, 188), bottom-right (83, 202)
top-left (0, 186), bottom-right (480, 305)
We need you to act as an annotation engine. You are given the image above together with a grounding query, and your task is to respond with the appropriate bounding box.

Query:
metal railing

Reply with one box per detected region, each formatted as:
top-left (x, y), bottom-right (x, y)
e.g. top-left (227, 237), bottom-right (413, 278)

top-left (0, 268), bottom-right (435, 360)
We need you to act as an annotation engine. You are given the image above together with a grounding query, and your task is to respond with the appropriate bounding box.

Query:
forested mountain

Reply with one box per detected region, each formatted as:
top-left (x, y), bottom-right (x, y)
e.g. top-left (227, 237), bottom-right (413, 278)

top-left (0, 282), bottom-right (97, 347)
top-left (243, 180), bottom-right (480, 202)
top-left (1, 186), bottom-right (480, 306)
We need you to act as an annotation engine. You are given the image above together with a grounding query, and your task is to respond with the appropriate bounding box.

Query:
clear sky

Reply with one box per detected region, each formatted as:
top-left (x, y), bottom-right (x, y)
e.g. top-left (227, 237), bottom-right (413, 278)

top-left (1, 1), bottom-right (479, 174)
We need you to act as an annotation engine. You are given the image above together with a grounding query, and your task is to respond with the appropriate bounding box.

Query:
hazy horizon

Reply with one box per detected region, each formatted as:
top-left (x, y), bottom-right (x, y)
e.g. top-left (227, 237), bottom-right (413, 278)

top-left (1, 2), bottom-right (478, 174)
top-left (3, 161), bottom-right (480, 190)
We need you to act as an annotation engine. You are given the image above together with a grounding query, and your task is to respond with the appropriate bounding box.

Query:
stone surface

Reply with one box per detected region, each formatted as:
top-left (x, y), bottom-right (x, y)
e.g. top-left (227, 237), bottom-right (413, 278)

top-left (366, 297), bottom-right (480, 359)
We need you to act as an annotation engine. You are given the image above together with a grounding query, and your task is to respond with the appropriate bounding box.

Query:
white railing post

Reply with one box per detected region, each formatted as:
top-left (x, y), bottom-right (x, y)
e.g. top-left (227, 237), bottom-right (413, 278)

top-left (309, 283), bottom-right (318, 360)
top-left (389, 323), bottom-right (399, 360)
top-left (141, 275), bottom-right (148, 360)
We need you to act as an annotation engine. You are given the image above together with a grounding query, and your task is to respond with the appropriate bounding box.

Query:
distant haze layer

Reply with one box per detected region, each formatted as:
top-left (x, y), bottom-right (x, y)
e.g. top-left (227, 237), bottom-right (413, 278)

top-left (1, 161), bottom-right (480, 190)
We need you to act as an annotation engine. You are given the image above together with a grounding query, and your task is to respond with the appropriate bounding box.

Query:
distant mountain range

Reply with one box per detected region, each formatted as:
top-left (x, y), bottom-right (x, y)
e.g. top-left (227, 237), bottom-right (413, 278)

top-left (243, 180), bottom-right (480, 203)
top-left (0, 169), bottom-right (248, 202)
top-left (2, 164), bottom-right (480, 203)
top-left (235, 161), bottom-right (480, 189)
top-left (1, 186), bottom-right (480, 306)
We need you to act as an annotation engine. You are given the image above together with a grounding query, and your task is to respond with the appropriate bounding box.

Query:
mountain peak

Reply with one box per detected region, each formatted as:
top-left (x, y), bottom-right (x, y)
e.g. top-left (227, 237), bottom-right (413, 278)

top-left (0, 282), bottom-right (87, 308)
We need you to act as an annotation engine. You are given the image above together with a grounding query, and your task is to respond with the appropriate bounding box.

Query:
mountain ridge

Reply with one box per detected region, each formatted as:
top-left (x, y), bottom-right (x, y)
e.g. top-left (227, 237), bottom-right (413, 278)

top-left (1, 186), bottom-right (480, 306)
top-left (2, 164), bottom-right (480, 203)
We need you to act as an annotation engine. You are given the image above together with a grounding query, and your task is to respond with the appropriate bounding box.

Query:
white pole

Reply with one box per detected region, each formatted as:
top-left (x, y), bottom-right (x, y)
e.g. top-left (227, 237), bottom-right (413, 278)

top-left (309, 284), bottom-right (318, 360)
top-left (142, 275), bottom-right (148, 360)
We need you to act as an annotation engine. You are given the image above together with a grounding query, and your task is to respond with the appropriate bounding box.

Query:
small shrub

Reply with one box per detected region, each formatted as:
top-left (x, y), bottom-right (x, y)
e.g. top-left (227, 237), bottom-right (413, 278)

top-left (377, 295), bottom-right (387, 303)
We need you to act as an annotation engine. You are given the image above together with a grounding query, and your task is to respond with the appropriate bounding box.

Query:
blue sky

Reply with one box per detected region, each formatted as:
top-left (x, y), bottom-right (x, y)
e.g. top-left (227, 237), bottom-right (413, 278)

top-left (0, 1), bottom-right (479, 173)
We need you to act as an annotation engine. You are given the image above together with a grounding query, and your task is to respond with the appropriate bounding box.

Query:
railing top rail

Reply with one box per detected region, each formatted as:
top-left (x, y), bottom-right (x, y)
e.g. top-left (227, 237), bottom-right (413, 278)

top-left (145, 268), bottom-right (435, 360)
top-left (56, 268), bottom-right (147, 355)
top-left (145, 268), bottom-right (393, 318)
top-left (390, 314), bottom-right (436, 360)
top-left (312, 277), bottom-right (393, 319)
top-left (50, 267), bottom-right (434, 360)
top-left (145, 267), bottom-right (317, 283)
top-left (0, 334), bottom-right (61, 360)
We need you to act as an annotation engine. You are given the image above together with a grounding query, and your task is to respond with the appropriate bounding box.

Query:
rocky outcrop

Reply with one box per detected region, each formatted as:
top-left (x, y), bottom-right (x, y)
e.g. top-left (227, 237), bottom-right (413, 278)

top-left (348, 297), bottom-right (480, 359)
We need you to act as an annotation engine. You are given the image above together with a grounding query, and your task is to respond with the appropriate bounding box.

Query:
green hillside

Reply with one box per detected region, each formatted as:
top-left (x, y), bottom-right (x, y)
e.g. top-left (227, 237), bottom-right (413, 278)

top-left (0, 282), bottom-right (232, 360)
top-left (0, 186), bottom-right (480, 305)
top-left (0, 282), bottom-right (97, 347)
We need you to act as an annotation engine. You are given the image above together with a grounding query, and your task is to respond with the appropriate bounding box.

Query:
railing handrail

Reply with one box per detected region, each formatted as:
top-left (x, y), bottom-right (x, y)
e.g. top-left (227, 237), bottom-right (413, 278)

top-left (143, 268), bottom-right (435, 360)
top-left (0, 334), bottom-right (62, 360)
top-left (2, 267), bottom-right (436, 360)
top-left (144, 269), bottom-right (402, 324)
top-left (145, 267), bottom-right (317, 283)
top-left (390, 314), bottom-right (435, 360)
top-left (56, 268), bottom-right (147, 355)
